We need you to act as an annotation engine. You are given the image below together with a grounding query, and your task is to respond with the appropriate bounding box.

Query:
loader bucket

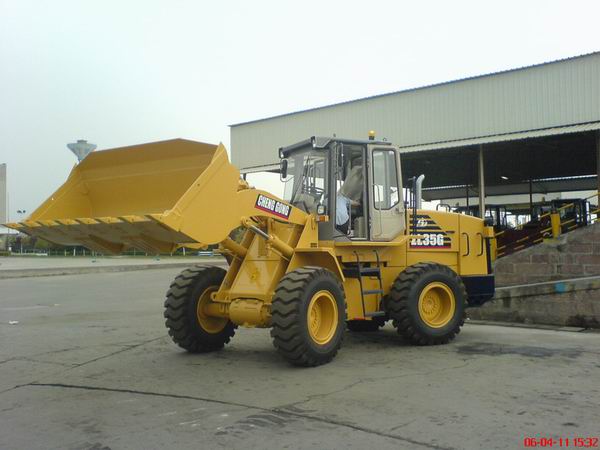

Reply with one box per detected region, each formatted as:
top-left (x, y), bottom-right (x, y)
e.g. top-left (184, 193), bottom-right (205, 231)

top-left (6, 139), bottom-right (226, 254)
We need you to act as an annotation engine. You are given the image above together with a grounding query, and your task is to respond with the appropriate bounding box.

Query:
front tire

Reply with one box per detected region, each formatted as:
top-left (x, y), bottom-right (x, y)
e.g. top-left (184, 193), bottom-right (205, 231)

top-left (271, 267), bottom-right (346, 367)
top-left (387, 262), bottom-right (466, 345)
top-left (164, 265), bottom-right (236, 353)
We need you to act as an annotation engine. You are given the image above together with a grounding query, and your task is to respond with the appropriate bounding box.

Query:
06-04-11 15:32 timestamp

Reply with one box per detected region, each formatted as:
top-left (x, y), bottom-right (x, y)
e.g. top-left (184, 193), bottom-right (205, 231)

top-left (524, 437), bottom-right (599, 448)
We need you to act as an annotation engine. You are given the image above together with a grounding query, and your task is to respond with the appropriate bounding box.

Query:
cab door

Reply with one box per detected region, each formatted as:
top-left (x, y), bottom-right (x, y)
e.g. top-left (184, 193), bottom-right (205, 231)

top-left (368, 146), bottom-right (404, 241)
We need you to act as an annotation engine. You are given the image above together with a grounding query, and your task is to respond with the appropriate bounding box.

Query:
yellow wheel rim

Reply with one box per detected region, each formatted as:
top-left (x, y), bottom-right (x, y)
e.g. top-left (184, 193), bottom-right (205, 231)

top-left (418, 282), bottom-right (456, 328)
top-left (196, 286), bottom-right (228, 334)
top-left (307, 290), bottom-right (338, 345)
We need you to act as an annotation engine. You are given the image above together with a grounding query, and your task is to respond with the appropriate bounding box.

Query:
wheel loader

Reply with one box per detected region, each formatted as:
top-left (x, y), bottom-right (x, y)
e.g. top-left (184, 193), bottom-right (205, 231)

top-left (6, 136), bottom-right (495, 366)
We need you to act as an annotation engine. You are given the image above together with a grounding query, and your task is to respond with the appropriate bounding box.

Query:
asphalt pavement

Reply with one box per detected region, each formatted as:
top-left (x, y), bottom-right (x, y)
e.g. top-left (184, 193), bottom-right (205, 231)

top-left (1, 267), bottom-right (599, 450)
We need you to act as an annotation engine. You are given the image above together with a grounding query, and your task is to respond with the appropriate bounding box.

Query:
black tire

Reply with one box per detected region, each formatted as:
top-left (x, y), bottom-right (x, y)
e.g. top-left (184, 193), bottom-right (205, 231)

top-left (346, 319), bottom-right (384, 332)
top-left (164, 265), bottom-right (236, 353)
top-left (387, 262), bottom-right (466, 345)
top-left (270, 267), bottom-right (346, 367)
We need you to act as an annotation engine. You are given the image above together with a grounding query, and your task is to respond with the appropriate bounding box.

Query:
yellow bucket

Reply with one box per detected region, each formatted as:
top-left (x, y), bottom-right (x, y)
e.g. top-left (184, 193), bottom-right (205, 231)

top-left (6, 139), bottom-right (222, 254)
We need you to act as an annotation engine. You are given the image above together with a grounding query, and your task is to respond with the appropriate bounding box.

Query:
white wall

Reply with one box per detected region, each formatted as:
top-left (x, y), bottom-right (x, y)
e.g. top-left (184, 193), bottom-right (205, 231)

top-left (0, 164), bottom-right (6, 224)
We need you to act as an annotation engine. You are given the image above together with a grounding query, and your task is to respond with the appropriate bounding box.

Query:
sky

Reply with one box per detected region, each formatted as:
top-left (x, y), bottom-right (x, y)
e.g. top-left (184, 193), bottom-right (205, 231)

top-left (1, 0), bottom-right (599, 222)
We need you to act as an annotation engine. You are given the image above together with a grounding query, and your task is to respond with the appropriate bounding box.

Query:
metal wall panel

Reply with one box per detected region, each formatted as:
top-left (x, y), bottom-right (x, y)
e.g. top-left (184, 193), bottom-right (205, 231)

top-left (231, 53), bottom-right (600, 171)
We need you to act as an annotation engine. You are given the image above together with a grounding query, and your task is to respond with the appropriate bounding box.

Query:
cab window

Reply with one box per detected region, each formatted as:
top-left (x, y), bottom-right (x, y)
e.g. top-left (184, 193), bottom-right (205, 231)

top-left (372, 149), bottom-right (399, 210)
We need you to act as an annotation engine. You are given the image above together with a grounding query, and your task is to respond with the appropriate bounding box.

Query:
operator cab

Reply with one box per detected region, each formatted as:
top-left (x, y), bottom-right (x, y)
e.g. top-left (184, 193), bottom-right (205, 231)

top-left (279, 136), bottom-right (405, 242)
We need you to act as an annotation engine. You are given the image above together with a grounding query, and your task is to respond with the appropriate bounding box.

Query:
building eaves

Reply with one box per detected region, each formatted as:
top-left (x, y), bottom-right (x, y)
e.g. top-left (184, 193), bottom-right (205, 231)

top-left (398, 121), bottom-right (600, 154)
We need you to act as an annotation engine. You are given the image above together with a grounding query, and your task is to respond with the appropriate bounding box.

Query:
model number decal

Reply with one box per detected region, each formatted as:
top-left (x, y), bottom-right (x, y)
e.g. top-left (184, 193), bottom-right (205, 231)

top-left (255, 194), bottom-right (291, 219)
top-left (410, 233), bottom-right (450, 248)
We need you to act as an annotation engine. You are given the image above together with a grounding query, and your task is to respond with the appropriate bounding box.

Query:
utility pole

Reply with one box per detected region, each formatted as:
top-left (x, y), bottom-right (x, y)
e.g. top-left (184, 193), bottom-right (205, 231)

top-left (16, 209), bottom-right (26, 254)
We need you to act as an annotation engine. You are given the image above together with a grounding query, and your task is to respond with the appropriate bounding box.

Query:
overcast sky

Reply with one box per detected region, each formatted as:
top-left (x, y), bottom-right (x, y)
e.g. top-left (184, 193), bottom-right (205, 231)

top-left (1, 0), bottom-right (599, 221)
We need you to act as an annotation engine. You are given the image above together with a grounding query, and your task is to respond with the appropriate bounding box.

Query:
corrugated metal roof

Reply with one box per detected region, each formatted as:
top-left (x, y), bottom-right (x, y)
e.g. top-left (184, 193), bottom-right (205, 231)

top-left (230, 51), bottom-right (600, 127)
top-left (240, 122), bottom-right (600, 173)
top-left (399, 121), bottom-right (600, 153)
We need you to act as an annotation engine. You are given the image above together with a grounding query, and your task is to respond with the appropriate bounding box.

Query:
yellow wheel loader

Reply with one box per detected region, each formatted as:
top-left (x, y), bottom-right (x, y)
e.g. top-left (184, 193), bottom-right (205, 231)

top-left (7, 136), bottom-right (495, 366)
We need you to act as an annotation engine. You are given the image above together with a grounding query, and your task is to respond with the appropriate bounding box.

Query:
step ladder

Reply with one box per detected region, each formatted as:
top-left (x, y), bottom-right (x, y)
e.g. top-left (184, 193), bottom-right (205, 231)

top-left (342, 250), bottom-right (385, 318)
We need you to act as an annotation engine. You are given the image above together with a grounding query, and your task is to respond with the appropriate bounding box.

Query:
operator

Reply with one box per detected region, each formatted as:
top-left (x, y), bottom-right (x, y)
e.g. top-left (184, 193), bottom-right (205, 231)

top-left (336, 165), bottom-right (363, 234)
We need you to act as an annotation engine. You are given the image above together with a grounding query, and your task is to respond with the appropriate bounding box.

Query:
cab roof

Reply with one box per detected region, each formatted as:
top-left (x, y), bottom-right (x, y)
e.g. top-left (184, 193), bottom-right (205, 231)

top-left (279, 136), bottom-right (392, 158)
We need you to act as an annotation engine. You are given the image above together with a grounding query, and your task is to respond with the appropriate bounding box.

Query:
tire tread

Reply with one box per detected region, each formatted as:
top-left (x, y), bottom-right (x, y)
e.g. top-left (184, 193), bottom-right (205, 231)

top-left (270, 266), bottom-right (345, 367)
top-left (164, 265), bottom-right (236, 353)
top-left (387, 262), bottom-right (466, 346)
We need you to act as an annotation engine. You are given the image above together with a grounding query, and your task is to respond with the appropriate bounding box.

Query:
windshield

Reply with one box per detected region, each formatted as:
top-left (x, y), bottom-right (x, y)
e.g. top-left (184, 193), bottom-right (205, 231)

top-left (282, 148), bottom-right (328, 214)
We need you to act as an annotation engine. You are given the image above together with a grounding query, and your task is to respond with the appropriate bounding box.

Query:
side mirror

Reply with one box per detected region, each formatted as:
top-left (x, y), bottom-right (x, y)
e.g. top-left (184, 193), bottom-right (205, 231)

top-left (279, 159), bottom-right (288, 181)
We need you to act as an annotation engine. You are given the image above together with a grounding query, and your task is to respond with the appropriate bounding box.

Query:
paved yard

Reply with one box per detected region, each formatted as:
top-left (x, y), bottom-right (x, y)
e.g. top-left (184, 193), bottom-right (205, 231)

top-left (0, 255), bottom-right (224, 270)
top-left (1, 267), bottom-right (599, 449)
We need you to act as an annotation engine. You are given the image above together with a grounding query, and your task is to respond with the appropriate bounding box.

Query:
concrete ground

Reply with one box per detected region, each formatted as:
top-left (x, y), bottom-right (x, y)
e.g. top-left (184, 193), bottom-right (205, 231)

top-left (0, 256), bottom-right (227, 280)
top-left (0, 255), bottom-right (225, 270)
top-left (1, 267), bottom-right (599, 450)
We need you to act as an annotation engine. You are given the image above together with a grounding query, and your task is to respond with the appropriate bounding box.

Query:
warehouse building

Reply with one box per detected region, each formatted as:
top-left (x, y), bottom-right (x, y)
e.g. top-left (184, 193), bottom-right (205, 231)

top-left (230, 52), bottom-right (600, 218)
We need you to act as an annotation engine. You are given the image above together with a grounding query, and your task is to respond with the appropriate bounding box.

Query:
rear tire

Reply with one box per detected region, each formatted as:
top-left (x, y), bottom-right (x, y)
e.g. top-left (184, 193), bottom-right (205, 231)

top-left (387, 262), bottom-right (466, 345)
top-left (164, 265), bottom-right (236, 353)
top-left (271, 267), bottom-right (346, 367)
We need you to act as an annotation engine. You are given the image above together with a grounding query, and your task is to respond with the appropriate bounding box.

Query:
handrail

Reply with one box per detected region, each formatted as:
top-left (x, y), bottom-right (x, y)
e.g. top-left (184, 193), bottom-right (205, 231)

top-left (494, 191), bottom-right (600, 238)
top-left (461, 232), bottom-right (470, 257)
top-left (477, 232), bottom-right (484, 256)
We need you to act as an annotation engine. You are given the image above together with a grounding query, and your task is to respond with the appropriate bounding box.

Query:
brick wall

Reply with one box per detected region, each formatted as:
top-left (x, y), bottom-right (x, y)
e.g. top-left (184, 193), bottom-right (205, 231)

top-left (494, 223), bottom-right (600, 286)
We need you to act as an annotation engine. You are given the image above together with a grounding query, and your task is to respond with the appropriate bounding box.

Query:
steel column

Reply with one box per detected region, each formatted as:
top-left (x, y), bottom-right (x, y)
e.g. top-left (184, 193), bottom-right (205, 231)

top-left (478, 145), bottom-right (485, 219)
top-left (596, 130), bottom-right (600, 194)
top-left (529, 179), bottom-right (533, 217)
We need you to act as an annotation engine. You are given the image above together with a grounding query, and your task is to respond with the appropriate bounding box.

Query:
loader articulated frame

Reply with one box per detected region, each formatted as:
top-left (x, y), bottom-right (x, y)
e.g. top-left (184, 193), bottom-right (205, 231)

top-left (7, 137), bottom-right (495, 366)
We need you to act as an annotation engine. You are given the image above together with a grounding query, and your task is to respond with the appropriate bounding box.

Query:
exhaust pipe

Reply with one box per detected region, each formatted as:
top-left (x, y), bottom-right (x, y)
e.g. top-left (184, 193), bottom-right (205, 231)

top-left (410, 174), bottom-right (426, 236)
top-left (415, 174), bottom-right (425, 209)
